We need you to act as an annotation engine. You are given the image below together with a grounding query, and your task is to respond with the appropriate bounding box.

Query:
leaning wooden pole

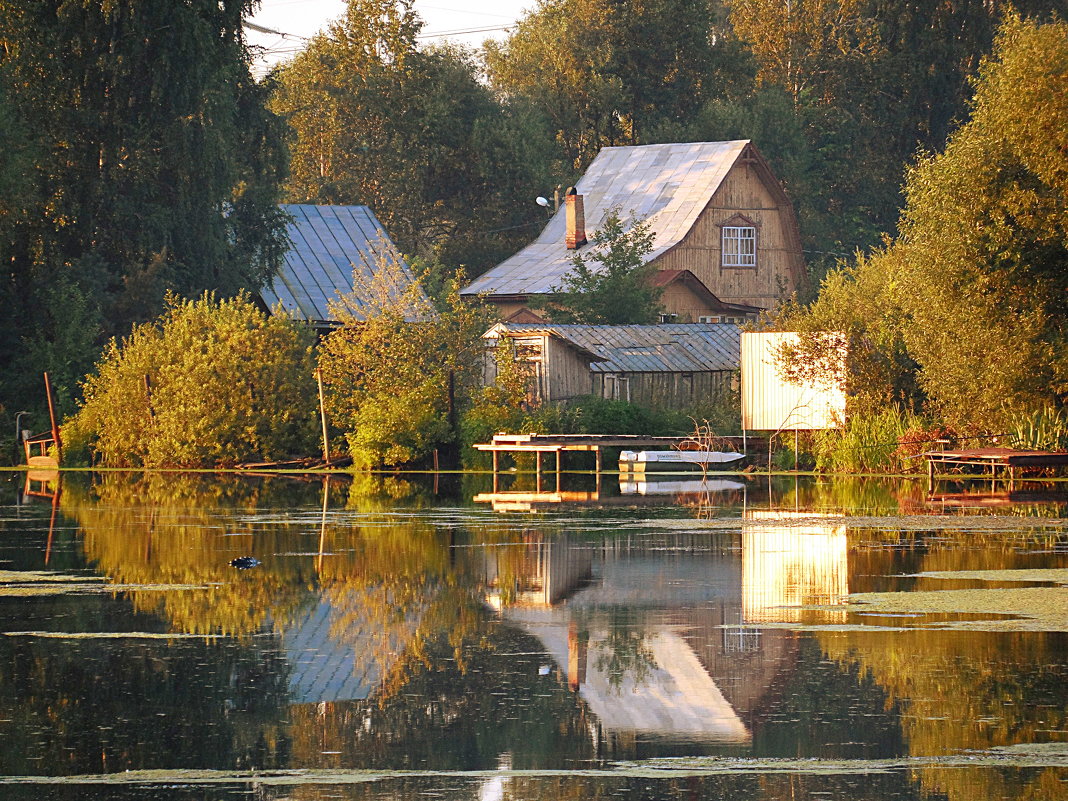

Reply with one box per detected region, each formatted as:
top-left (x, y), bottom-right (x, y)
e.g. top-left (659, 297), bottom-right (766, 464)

top-left (43, 372), bottom-right (61, 462)
top-left (315, 368), bottom-right (330, 463)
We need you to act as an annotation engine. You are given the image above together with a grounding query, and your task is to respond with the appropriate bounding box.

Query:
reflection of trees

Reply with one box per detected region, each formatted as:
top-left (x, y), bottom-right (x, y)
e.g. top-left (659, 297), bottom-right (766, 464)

top-left (60, 473), bottom-right (321, 636)
top-left (591, 610), bottom-right (657, 692)
top-left (62, 472), bottom-right (494, 707)
top-left (0, 593), bottom-right (292, 775)
top-left (283, 624), bottom-right (598, 772)
top-left (818, 527), bottom-right (1068, 801)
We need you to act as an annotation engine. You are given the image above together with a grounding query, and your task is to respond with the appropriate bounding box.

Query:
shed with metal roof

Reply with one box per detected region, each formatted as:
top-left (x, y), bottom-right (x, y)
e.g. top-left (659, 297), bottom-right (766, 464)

top-left (484, 323), bottom-right (741, 409)
top-left (463, 141), bottom-right (804, 321)
top-left (260, 204), bottom-right (424, 327)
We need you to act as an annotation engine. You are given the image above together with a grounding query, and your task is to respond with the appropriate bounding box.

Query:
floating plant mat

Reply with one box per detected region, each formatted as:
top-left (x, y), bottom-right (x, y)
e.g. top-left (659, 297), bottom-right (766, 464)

top-left (1, 631), bottom-right (223, 639)
top-left (638, 514), bottom-right (1068, 533)
top-left (3, 744), bottom-right (1068, 784)
top-left (909, 568), bottom-right (1068, 584)
top-left (747, 570), bottom-right (1068, 633)
top-left (0, 569), bottom-right (205, 597)
top-left (843, 568), bottom-right (1068, 632)
top-left (0, 569), bottom-right (101, 584)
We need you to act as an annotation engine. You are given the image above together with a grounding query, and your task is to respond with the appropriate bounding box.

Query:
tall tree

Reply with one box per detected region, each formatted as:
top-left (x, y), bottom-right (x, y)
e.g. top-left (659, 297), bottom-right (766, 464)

top-left (485, 0), bottom-right (751, 170)
top-left (778, 16), bottom-right (1068, 429)
top-left (271, 0), bottom-right (554, 272)
top-left (721, 0), bottom-right (1068, 272)
top-left (0, 0), bottom-right (289, 414)
top-left (726, 0), bottom-right (876, 102)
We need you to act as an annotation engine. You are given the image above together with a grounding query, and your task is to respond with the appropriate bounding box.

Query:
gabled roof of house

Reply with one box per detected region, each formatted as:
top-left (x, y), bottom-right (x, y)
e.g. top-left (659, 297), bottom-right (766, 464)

top-left (486, 323), bottom-right (741, 373)
top-left (463, 140), bottom-right (771, 298)
top-left (650, 270), bottom-right (764, 315)
top-left (261, 204), bottom-right (417, 325)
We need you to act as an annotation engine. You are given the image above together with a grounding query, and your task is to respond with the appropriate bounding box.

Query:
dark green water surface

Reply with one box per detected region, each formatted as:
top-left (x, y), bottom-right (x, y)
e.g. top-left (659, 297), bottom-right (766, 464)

top-left (1, 470), bottom-right (1066, 800)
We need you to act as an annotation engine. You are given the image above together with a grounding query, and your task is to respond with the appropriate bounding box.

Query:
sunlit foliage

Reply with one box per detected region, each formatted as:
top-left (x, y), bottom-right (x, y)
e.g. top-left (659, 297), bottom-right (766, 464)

top-left (777, 16), bottom-right (1068, 430)
top-left (318, 258), bottom-right (493, 467)
top-left (67, 293), bottom-right (317, 467)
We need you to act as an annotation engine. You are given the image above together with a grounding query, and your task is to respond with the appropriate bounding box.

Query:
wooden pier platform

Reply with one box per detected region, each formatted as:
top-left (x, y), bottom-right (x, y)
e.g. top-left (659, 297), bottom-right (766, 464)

top-left (923, 447), bottom-right (1068, 490)
top-left (475, 433), bottom-right (757, 484)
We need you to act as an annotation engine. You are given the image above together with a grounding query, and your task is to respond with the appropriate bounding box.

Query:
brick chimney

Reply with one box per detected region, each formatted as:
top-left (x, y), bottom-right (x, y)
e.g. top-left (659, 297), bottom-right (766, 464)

top-left (564, 186), bottom-right (587, 249)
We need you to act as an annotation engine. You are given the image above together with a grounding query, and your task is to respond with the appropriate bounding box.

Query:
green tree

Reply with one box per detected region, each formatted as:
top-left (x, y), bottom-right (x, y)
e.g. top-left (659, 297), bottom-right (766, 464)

top-left (67, 293), bottom-right (318, 467)
top-left (0, 0), bottom-right (289, 415)
top-left (532, 210), bottom-right (662, 324)
top-left (271, 0), bottom-right (553, 271)
top-left (721, 1), bottom-right (1068, 283)
top-left (318, 258), bottom-right (493, 467)
top-left (486, 0), bottom-right (750, 170)
top-left (778, 15), bottom-right (1068, 430)
top-left (726, 0), bottom-right (877, 102)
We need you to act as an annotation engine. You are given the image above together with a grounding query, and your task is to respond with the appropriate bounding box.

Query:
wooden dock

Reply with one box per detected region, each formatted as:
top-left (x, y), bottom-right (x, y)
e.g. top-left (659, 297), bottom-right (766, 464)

top-left (923, 448), bottom-right (1068, 490)
top-left (474, 432), bottom-right (758, 489)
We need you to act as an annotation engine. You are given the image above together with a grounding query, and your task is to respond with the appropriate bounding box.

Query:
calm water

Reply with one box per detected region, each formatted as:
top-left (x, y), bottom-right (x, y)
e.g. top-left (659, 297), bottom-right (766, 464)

top-left (1, 470), bottom-right (1067, 801)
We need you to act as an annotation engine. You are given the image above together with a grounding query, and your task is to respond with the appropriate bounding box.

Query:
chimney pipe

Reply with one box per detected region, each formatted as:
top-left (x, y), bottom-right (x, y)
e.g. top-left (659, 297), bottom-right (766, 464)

top-left (564, 186), bottom-right (587, 249)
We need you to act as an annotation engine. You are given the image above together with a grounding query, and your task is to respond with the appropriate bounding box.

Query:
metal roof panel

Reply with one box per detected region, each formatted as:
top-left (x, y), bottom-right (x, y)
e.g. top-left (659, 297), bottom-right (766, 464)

top-left (463, 141), bottom-right (750, 297)
top-left (487, 323), bottom-right (742, 373)
top-left (260, 204), bottom-right (422, 324)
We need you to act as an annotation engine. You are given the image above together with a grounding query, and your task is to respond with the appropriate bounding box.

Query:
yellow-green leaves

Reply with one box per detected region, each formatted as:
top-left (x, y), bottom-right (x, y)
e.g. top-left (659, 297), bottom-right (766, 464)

top-left (69, 293), bottom-right (318, 467)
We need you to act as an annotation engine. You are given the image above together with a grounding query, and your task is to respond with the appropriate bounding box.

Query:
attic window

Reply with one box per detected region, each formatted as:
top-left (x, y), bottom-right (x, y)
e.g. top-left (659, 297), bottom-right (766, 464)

top-left (722, 225), bottom-right (756, 268)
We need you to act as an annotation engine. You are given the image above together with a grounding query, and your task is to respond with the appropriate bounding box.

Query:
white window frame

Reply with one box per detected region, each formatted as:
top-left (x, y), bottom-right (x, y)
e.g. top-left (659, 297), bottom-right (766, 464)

top-left (722, 225), bottom-right (756, 268)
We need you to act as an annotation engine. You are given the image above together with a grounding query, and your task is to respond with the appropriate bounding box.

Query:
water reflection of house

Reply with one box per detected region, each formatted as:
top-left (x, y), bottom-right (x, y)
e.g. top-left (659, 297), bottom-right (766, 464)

top-left (483, 533), bottom-right (801, 747)
top-left (742, 511), bottom-right (849, 624)
top-left (484, 533), bottom-right (594, 609)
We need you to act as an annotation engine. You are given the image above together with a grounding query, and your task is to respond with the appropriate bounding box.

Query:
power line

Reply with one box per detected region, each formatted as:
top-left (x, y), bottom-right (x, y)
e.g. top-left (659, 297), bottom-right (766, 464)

top-left (243, 21), bottom-right (308, 39)
top-left (416, 24), bottom-right (512, 39)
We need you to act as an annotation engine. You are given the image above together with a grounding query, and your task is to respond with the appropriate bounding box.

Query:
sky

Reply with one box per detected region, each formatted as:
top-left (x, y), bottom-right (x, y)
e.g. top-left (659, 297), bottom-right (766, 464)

top-left (245, 0), bottom-right (535, 74)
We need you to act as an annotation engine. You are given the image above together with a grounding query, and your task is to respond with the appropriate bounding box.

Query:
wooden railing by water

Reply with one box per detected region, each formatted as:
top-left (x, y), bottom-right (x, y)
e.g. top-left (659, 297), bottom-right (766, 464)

top-left (923, 447), bottom-right (1068, 491)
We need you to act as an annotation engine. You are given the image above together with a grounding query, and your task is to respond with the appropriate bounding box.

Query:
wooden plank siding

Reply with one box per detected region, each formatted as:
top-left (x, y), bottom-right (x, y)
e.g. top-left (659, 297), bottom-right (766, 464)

top-left (658, 281), bottom-right (717, 322)
top-left (594, 370), bottom-right (735, 410)
top-left (544, 335), bottom-right (596, 401)
top-left (656, 161), bottom-right (805, 310)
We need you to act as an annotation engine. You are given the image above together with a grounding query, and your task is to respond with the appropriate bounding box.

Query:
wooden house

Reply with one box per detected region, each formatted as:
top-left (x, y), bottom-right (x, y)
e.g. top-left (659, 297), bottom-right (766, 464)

top-left (260, 204), bottom-right (425, 328)
top-left (462, 141), bottom-right (804, 320)
top-left (651, 270), bottom-right (762, 324)
top-left (483, 322), bottom-right (741, 410)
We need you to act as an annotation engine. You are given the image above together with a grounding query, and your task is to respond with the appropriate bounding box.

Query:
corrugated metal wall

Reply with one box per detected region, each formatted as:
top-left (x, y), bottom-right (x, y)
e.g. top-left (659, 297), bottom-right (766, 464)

top-left (741, 332), bottom-right (845, 430)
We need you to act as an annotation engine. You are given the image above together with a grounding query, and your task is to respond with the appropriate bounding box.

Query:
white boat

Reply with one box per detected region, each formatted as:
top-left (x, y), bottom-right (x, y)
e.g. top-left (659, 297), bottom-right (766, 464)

top-left (619, 449), bottom-right (745, 468)
top-left (620, 478), bottom-right (746, 496)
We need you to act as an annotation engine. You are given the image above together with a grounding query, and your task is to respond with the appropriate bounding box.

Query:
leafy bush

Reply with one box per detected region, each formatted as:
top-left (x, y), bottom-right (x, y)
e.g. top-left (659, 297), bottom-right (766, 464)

top-left (68, 292), bottom-right (317, 467)
top-left (319, 262), bottom-right (492, 468)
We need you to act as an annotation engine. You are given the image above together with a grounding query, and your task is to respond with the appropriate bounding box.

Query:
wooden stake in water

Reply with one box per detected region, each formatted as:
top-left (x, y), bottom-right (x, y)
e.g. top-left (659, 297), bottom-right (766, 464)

top-left (315, 368), bottom-right (330, 462)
